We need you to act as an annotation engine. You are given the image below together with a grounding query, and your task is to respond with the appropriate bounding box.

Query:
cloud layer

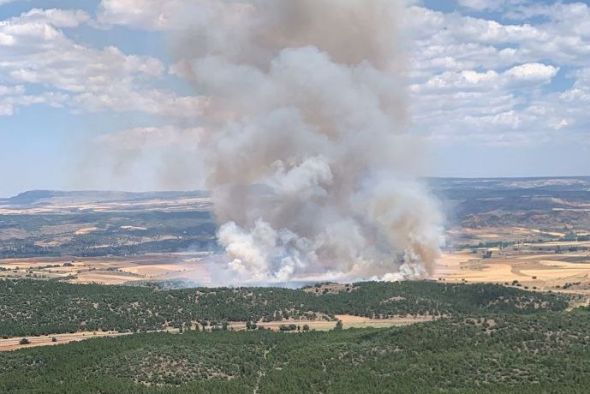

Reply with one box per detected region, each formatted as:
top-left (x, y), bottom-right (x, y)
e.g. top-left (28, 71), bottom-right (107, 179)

top-left (92, 0), bottom-right (590, 151)
top-left (1, 0), bottom-right (589, 192)
top-left (405, 2), bottom-right (590, 149)
top-left (0, 7), bottom-right (206, 118)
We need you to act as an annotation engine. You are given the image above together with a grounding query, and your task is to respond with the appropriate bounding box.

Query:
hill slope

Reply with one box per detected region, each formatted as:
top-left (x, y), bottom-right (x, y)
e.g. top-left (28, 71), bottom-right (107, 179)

top-left (0, 280), bottom-right (570, 337)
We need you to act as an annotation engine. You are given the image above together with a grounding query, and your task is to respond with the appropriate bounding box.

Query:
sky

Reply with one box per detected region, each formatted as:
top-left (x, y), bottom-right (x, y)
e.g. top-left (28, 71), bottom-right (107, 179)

top-left (0, 0), bottom-right (589, 197)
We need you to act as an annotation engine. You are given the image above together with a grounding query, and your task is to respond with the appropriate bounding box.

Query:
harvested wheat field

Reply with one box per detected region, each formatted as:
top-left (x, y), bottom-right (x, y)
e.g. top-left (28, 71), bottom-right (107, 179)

top-left (335, 315), bottom-right (435, 328)
top-left (0, 254), bottom-right (212, 285)
top-left (436, 248), bottom-right (590, 294)
top-left (0, 331), bottom-right (132, 352)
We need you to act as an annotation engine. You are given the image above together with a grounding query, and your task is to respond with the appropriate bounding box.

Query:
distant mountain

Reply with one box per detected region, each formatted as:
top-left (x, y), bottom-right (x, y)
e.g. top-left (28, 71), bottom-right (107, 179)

top-left (1, 190), bottom-right (209, 206)
top-left (429, 176), bottom-right (590, 192)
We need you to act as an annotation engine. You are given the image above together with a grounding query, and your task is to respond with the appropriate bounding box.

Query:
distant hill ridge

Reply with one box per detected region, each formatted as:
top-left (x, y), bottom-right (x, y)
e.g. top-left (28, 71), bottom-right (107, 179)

top-left (1, 190), bottom-right (209, 206)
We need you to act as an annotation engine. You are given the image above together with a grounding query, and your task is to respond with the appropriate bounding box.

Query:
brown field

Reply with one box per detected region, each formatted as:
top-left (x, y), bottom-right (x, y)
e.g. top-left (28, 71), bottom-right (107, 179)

top-left (228, 315), bottom-right (433, 332)
top-left (0, 316), bottom-right (433, 352)
top-left (0, 254), bottom-right (212, 285)
top-left (447, 226), bottom-right (563, 246)
top-left (0, 331), bottom-right (133, 352)
top-left (2, 215), bottom-right (590, 298)
top-left (335, 314), bottom-right (435, 328)
top-left (3, 242), bottom-right (590, 295)
top-left (435, 242), bottom-right (590, 295)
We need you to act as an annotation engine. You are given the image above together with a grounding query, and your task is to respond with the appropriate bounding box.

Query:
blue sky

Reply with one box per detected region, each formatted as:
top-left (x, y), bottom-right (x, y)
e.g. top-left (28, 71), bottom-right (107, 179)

top-left (0, 0), bottom-right (589, 197)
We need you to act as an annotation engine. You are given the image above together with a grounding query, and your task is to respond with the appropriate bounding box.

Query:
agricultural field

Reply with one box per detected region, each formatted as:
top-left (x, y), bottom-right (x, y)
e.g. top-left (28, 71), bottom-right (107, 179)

top-left (437, 248), bottom-right (590, 295)
top-left (0, 191), bottom-right (216, 260)
top-left (431, 177), bottom-right (590, 295)
top-left (2, 178), bottom-right (590, 290)
top-left (0, 254), bottom-right (211, 285)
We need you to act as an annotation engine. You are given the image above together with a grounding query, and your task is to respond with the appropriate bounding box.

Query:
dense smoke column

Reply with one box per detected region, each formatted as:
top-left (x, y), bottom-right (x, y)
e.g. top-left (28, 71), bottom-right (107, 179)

top-left (177, 0), bottom-right (443, 283)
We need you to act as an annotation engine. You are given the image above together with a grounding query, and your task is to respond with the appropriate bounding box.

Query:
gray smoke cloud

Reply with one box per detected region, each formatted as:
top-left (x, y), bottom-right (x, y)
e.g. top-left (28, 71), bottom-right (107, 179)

top-left (174, 0), bottom-right (444, 283)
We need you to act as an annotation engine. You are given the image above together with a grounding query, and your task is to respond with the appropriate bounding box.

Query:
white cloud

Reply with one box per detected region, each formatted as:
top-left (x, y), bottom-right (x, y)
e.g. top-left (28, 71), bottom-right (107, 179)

top-left (96, 0), bottom-right (217, 31)
top-left (18, 8), bottom-right (90, 27)
top-left (505, 63), bottom-right (559, 82)
top-left (457, 0), bottom-right (494, 11)
top-left (0, 8), bottom-right (207, 118)
top-left (0, 84), bottom-right (67, 116)
top-left (0, 85), bottom-right (24, 96)
top-left (401, 2), bottom-right (590, 147)
top-left (2, 0), bottom-right (588, 153)
top-left (97, 0), bottom-right (176, 29)
top-left (413, 62), bottom-right (557, 94)
top-left (457, 0), bottom-right (530, 12)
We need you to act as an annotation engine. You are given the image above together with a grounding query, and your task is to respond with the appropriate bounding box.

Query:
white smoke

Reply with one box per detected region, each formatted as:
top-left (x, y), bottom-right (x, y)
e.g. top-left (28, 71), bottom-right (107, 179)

top-left (174, 0), bottom-right (444, 283)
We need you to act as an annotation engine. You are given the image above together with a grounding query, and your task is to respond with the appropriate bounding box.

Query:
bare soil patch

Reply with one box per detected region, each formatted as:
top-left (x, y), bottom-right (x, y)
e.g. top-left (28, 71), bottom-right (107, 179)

top-left (0, 331), bottom-right (132, 352)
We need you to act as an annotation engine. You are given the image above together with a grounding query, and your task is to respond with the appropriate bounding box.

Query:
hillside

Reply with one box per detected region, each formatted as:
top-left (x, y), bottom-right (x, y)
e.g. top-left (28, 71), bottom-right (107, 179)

top-left (0, 280), bottom-right (570, 337)
top-left (1, 309), bottom-right (589, 393)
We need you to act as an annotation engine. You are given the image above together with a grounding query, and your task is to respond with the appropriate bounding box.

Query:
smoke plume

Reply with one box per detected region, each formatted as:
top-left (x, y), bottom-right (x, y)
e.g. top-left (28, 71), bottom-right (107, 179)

top-left (175, 0), bottom-right (444, 283)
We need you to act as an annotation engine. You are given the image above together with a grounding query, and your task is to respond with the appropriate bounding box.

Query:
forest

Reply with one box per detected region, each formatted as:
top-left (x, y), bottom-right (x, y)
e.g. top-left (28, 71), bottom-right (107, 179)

top-left (0, 279), bottom-right (571, 337)
top-left (1, 308), bottom-right (589, 393)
